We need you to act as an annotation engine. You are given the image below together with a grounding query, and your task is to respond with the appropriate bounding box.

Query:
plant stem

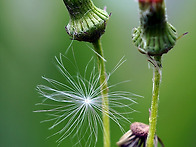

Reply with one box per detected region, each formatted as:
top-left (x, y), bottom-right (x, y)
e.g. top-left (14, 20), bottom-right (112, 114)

top-left (92, 39), bottom-right (110, 147)
top-left (146, 56), bottom-right (162, 147)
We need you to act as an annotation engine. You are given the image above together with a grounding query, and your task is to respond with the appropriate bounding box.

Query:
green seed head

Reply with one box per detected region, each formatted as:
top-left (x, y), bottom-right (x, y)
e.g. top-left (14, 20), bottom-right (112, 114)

top-left (132, 0), bottom-right (177, 56)
top-left (63, 0), bottom-right (109, 43)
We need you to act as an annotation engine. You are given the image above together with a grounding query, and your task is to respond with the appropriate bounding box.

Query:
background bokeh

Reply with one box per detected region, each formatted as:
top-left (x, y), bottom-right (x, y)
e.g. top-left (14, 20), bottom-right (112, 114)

top-left (0, 0), bottom-right (195, 146)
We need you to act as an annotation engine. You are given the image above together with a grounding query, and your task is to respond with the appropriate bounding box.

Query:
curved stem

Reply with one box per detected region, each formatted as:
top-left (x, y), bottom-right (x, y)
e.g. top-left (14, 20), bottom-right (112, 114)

top-left (146, 56), bottom-right (162, 147)
top-left (92, 39), bottom-right (110, 147)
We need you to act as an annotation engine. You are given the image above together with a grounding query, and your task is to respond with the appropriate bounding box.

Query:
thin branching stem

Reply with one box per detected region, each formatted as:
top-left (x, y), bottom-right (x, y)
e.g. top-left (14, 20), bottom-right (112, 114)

top-left (92, 39), bottom-right (110, 147)
top-left (146, 56), bottom-right (162, 147)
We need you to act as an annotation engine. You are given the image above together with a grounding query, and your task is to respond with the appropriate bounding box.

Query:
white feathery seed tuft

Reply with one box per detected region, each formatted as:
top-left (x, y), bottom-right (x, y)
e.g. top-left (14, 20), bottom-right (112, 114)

top-left (35, 53), bottom-right (139, 147)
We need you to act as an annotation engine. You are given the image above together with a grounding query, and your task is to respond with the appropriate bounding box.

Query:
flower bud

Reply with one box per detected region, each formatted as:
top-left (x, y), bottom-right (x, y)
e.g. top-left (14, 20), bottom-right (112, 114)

top-left (63, 0), bottom-right (109, 42)
top-left (132, 0), bottom-right (177, 56)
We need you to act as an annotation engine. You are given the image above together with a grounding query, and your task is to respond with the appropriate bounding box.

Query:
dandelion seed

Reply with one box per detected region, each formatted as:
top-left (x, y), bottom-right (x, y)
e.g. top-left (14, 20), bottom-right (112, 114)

top-left (35, 53), bottom-right (139, 146)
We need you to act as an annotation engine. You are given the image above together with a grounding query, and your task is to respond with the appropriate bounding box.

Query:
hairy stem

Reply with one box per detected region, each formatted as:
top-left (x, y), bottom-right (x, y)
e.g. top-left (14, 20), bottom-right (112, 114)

top-left (146, 56), bottom-right (162, 147)
top-left (92, 39), bottom-right (110, 147)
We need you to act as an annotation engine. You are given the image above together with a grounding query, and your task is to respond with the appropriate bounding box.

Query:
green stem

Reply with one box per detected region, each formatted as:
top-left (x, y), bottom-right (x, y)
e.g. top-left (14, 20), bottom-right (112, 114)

top-left (92, 39), bottom-right (110, 147)
top-left (146, 56), bottom-right (162, 147)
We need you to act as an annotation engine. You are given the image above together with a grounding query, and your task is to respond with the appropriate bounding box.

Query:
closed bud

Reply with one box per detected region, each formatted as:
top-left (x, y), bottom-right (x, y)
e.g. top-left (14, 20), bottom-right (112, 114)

top-left (63, 0), bottom-right (109, 42)
top-left (132, 0), bottom-right (177, 56)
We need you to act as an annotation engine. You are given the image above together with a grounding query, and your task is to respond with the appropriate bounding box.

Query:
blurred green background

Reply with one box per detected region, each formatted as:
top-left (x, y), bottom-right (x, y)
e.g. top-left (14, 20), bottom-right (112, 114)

top-left (0, 0), bottom-right (195, 146)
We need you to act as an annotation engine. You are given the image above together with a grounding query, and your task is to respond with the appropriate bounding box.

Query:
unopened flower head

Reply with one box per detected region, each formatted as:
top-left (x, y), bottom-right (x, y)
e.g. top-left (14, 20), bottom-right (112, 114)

top-left (35, 54), bottom-right (137, 146)
top-left (63, 0), bottom-right (109, 42)
top-left (132, 0), bottom-right (177, 56)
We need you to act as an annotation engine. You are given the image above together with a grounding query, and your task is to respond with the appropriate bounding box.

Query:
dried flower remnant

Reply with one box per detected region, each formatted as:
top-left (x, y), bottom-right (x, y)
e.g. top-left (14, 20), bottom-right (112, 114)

top-left (117, 122), bottom-right (164, 147)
